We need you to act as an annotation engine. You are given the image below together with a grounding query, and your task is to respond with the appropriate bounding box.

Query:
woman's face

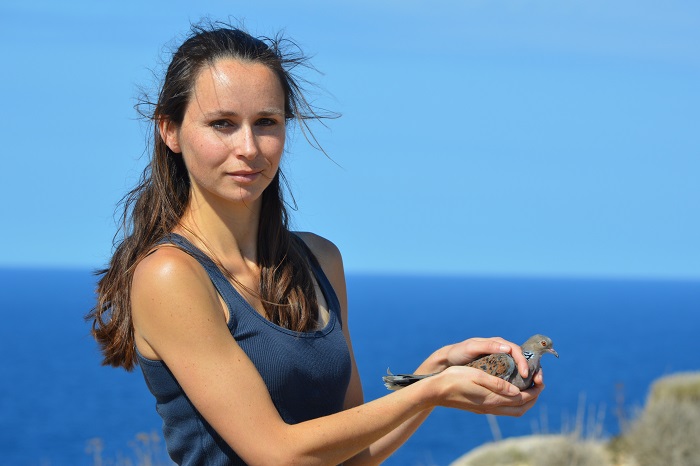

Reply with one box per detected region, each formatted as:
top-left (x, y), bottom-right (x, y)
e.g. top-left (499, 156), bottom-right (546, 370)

top-left (161, 58), bottom-right (286, 210)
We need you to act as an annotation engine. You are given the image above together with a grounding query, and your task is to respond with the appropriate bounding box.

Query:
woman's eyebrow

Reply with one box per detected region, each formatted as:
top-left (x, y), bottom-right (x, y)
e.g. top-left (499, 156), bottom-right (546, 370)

top-left (258, 108), bottom-right (286, 116)
top-left (204, 108), bottom-right (285, 118)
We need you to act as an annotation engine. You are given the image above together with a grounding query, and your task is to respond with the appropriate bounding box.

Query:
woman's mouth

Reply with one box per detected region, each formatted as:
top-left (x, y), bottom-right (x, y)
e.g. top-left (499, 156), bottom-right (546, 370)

top-left (227, 170), bottom-right (262, 183)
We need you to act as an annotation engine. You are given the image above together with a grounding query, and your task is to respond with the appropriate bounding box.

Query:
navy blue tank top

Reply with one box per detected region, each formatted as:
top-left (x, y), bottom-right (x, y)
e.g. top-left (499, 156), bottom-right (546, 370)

top-left (137, 233), bottom-right (352, 465)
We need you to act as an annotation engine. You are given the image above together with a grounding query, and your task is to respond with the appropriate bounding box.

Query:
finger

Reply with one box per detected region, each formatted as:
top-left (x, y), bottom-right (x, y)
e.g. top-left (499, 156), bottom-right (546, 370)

top-left (505, 380), bottom-right (543, 405)
top-left (445, 338), bottom-right (511, 367)
top-left (471, 368), bottom-right (521, 397)
top-left (447, 338), bottom-right (526, 380)
top-left (533, 368), bottom-right (544, 385)
top-left (474, 386), bottom-right (537, 415)
top-left (522, 380), bottom-right (545, 398)
top-left (486, 337), bottom-right (529, 379)
top-left (492, 384), bottom-right (543, 413)
top-left (495, 395), bottom-right (539, 417)
top-left (530, 382), bottom-right (545, 394)
top-left (476, 374), bottom-right (544, 416)
top-left (463, 337), bottom-right (516, 360)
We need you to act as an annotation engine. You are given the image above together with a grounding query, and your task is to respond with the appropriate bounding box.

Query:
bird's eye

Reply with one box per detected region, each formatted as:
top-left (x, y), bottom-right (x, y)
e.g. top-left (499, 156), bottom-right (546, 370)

top-left (540, 340), bottom-right (547, 346)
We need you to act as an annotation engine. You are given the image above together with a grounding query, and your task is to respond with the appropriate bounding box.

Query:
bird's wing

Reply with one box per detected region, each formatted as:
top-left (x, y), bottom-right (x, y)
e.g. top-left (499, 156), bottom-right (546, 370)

top-left (467, 353), bottom-right (516, 380)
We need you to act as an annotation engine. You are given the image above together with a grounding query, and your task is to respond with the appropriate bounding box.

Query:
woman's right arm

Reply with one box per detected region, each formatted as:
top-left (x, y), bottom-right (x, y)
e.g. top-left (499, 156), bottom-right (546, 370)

top-left (131, 248), bottom-right (540, 466)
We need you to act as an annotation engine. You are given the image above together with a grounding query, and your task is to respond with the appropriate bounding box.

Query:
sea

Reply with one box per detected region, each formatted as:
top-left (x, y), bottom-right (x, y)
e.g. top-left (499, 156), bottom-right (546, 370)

top-left (1, 267), bottom-right (698, 466)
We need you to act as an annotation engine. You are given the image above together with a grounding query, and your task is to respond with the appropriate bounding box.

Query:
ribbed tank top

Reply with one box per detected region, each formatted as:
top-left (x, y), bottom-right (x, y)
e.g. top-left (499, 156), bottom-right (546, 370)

top-left (137, 233), bottom-right (352, 465)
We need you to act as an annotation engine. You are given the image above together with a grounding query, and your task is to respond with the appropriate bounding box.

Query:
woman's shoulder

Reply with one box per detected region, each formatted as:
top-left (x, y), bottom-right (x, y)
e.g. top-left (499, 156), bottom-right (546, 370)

top-left (132, 245), bottom-right (215, 303)
top-left (135, 244), bottom-right (205, 279)
top-left (294, 231), bottom-right (342, 261)
top-left (131, 244), bottom-right (224, 359)
top-left (293, 232), bottom-right (346, 289)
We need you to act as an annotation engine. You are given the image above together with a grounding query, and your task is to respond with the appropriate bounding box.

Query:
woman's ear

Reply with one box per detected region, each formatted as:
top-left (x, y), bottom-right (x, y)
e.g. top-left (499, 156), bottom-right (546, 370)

top-left (158, 118), bottom-right (182, 154)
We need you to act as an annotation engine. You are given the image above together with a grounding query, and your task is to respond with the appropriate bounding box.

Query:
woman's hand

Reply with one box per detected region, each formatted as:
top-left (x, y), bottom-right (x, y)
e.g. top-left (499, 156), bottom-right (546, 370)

top-left (412, 336), bottom-right (544, 417)
top-left (420, 337), bottom-right (531, 381)
top-left (428, 364), bottom-right (544, 417)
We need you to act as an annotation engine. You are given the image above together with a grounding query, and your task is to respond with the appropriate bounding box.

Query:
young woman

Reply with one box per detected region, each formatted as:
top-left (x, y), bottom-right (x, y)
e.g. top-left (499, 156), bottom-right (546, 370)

top-left (88, 23), bottom-right (544, 465)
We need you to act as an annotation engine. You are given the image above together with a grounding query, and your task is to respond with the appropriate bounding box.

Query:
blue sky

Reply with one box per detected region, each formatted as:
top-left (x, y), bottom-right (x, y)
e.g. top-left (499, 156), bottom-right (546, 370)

top-left (2, 1), bottom-right (698, 279)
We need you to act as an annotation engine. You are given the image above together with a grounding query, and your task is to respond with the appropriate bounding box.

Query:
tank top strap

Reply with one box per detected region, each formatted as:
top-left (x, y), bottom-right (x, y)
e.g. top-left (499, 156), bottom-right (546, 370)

top-left (290, 234), bottom-right (344, 329)
top-left (157, 232), bottom-right (343, 329)
top-left (157, 233), bottom-right (242, 327)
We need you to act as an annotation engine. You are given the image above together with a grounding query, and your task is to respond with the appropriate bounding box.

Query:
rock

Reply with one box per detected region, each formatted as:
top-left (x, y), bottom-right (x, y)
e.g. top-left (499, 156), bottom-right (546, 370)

top-left (647, 372), bottom-right (700, 405)
top-left (450, 434), bottom-right (612, 466)
top-left (621, 372), bottom-right (700, 466)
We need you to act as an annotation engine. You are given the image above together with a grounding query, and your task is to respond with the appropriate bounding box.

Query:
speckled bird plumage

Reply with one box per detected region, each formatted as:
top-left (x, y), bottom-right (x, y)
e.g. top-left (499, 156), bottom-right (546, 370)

top-left (383, 334), bottom-right (558, 391)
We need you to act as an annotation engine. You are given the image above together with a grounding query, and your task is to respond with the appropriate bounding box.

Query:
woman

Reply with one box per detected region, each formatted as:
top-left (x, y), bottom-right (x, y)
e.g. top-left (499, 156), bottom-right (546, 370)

top-left (88, 22), bottom-right (544, 465)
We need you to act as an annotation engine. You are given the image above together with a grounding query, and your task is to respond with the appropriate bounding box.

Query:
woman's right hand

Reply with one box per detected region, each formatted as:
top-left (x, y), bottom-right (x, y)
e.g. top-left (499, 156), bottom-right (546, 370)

top-left (427, 365), bottom-right (544, 417)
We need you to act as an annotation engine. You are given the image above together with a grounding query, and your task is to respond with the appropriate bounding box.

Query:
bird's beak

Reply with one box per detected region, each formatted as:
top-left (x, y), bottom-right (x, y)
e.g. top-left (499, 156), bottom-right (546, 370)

top-left (548, 348), bottom-right (559, 358)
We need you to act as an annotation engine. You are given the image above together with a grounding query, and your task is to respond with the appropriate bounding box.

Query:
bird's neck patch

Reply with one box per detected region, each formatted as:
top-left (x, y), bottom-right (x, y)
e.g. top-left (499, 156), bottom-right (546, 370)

top-left (523, 351), bottom-right (534, 360)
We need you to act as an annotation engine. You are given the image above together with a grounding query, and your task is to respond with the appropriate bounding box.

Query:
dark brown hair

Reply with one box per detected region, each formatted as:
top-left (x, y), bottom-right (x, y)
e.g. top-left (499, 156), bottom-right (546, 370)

top-left (87, 22), bottom-right (331, 370)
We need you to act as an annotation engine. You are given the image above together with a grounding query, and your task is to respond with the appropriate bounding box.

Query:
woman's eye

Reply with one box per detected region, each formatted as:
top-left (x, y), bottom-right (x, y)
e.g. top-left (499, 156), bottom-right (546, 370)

top-left (211, 120), bottom-right (232, 129)
top-left (257, 118), bottom-right (277, 127)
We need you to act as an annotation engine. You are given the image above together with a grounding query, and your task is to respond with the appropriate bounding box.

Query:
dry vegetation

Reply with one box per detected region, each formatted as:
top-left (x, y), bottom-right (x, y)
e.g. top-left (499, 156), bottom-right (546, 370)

top-left (86, 431), bottom-right (173, 466)
top-left (452, 372), bottom-right (700, 466)
top-left (612, 372), bottom-right (700, 466)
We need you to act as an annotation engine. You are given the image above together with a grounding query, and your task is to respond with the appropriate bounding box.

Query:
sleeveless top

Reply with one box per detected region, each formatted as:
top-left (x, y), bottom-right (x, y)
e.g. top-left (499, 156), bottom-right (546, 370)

top-left (136, 233), bottom-right (352, 465)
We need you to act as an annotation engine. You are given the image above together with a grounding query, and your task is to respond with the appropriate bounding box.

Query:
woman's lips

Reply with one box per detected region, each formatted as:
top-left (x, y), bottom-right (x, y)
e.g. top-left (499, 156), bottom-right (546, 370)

top-left (227, 170), bottom-right (262, 183)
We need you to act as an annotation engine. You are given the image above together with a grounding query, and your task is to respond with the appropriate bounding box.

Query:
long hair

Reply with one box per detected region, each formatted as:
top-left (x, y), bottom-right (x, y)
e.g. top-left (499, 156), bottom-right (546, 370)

top-left (87, 22), bottom-right (332, 370)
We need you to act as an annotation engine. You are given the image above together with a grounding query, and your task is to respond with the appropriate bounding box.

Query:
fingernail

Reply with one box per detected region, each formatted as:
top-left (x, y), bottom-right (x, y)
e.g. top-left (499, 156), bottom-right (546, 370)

top-left (499, 345), bottom-right (510, 352)
top-left (508, 384), bottom-right (520, 395)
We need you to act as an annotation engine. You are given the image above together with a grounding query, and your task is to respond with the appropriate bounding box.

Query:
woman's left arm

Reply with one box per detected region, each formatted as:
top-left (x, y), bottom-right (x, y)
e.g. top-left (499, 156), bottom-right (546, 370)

top-left (296, 234), bottom-right (437, 464)
top-left (299, 233), bottom-right (416, 463)
top-left (300, 233), bottom-right (544, 465)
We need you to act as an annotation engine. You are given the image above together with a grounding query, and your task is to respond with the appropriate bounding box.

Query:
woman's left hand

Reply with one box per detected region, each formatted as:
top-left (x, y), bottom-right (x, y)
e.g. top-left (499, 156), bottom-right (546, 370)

top-left (418, 336), bottom-right (532, 381)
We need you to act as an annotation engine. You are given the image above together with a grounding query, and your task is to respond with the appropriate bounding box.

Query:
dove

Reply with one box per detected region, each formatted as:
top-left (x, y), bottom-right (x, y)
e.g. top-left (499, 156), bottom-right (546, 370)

top-left (383, 334), bottom-right (558, 391)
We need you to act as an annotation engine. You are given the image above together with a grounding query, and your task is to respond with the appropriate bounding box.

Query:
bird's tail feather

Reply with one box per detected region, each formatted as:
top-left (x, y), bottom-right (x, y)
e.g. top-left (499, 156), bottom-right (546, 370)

top-left (382, 369), bottom-right (435, 390)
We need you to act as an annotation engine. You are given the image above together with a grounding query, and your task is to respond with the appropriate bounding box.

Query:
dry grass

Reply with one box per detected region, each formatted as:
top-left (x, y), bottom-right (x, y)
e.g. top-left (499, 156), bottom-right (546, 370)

top-left (451, 435), bottom-right (612, 466)
top-left (452, 393), bottom-right (613, 466)
top-left (86, 431), bottom-right (173, 466)
top-left (452, 372), bottom-right (700, 466)
top-left (618, 372), bottom-right (700, 466)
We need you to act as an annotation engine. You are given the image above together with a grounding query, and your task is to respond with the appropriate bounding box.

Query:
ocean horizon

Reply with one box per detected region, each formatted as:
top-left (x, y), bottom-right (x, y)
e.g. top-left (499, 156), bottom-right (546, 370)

top-left (2, 267), bottom-right (698, 465)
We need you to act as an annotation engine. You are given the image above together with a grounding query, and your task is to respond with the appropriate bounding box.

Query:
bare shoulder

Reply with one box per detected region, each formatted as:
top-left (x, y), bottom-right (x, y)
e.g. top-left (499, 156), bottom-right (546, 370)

top-left (294, 232), bottom-right (343, 271)
top-left (131, 245), bottom-right (223, 358)
top-left (294, 232), bottom-right (346, 295)
top-left (294, 232), bottom-right (341, 261)
top-left (132, 245), bottom-right (212, 295)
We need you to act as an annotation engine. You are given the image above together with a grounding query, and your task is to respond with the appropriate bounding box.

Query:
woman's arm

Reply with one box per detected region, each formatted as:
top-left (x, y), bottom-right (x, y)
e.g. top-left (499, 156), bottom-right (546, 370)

top-left (132, 243), bottom-right (542, 466)
top-left (280, 233), bottom-right (544, 464)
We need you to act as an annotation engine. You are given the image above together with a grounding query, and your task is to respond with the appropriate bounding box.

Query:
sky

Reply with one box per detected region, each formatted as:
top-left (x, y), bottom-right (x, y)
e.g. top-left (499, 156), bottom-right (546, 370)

top-left (2, 0), bottom-right (699, 279)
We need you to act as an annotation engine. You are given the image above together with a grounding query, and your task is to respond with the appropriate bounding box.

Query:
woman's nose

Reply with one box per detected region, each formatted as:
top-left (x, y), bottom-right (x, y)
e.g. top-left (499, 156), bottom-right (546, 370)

top-left (235, 124), bottom-right (258, 160)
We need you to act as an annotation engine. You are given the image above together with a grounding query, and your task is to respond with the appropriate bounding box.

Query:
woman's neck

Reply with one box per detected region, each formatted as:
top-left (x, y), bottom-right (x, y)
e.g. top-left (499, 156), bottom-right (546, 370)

top-left (176, 191), bottom-right (262, 268)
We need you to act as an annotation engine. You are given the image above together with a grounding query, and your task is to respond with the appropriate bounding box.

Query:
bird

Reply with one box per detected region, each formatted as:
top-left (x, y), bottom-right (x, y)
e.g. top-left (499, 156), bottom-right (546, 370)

top-left (382, 334), bottom-right (558, 391)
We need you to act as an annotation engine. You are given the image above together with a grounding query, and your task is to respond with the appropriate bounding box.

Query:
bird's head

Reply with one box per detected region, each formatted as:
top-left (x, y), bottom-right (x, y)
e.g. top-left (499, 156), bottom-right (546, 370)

top-left (524, 334), bottom-right (559, 358)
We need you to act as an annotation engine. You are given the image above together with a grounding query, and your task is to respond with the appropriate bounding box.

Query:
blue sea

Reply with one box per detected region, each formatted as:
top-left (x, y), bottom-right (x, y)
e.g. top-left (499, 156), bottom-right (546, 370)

top-left (1, 268), bottom-right (698, 465)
